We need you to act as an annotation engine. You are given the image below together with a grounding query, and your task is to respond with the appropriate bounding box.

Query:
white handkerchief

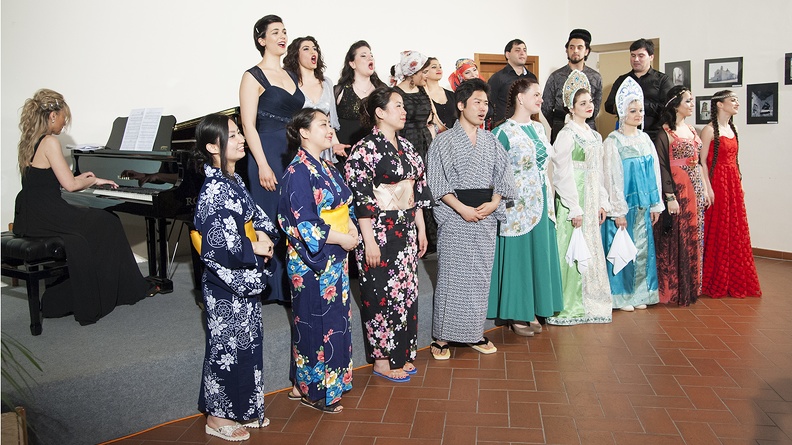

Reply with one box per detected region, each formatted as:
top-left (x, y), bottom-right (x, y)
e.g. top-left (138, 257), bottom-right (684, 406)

top-left (565, 227), bottom-right (592, 273)
top-left (607, 227), bottom-right (638, 274)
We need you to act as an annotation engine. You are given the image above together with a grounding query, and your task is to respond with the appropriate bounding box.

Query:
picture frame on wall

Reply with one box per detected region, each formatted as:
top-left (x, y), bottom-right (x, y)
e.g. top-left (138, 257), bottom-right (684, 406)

top-left (665, 61), bottom-right (691, 89)
top-left (785, 53), bottom-right (791, 85)
top-left (746, 83), bottom-right (778, 124)
top-left (704, 57), bottom-right (743, 88)
top-left (695, 96), bottom-right (712, 125)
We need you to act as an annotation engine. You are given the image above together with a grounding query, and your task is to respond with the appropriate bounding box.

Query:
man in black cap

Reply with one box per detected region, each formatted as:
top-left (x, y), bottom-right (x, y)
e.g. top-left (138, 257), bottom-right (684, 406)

top-left (541, 29), bottom-right (603, 143)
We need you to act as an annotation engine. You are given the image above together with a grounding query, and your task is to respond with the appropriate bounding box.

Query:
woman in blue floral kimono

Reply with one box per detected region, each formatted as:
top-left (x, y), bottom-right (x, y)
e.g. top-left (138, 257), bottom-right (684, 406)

top-left (193, 114), bottom-right (278, 441)
top-left (345, 87), bottom-right (432, 382)
top-left (278, 108), bottom-right (359, 414)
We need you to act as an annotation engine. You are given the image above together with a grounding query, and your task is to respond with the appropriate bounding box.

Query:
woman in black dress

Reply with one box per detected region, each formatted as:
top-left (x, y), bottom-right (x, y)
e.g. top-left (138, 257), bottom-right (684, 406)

top-left (424, 57), bottom-right (456, 131)
top-left (13, 89), bottom-right (154, 325)
top-left (390, 51), bottom-right (439, 250)
top-left (333, 40), bottom-right (387, 163)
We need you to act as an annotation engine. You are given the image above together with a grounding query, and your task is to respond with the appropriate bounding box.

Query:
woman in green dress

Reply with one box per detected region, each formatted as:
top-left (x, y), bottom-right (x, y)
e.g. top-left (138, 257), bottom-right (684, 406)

top-left (546, 70), bottom-right (613, 326)
top-left (487, 77), bottom-right (565, 336)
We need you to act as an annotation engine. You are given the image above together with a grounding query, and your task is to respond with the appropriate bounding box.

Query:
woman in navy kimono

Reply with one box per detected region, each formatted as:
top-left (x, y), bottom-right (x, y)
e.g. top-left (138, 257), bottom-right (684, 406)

top-left (278, 108), bottom-right (358, 414)
top-left (193, 114), bottom-right (279, 441)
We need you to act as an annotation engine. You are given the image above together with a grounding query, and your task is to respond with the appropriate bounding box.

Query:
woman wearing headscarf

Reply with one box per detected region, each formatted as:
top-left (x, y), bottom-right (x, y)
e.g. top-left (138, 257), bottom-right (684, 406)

top-left (391, 50), bottom-right (441, 251)
top-left (447, 58), bottom-right (481, 92)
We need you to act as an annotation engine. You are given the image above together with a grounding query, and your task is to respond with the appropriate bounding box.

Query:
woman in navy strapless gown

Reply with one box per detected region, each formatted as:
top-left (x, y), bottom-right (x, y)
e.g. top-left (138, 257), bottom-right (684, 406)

top-left (240, 14), bottom-right (305, 302)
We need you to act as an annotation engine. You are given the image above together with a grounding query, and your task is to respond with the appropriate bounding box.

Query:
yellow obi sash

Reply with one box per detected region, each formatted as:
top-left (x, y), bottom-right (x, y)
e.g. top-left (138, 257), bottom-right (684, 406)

top-left (373, 179), bottom-right (415, 211)
top-left (320, 204), bottom-right (350, 234)
top-left (190, 220), bottom-right (257, 253)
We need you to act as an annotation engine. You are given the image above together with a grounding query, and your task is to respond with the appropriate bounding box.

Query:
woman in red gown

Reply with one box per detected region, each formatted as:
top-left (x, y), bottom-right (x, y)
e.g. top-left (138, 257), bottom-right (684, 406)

top-left (699, 90), bottom-right (761, 298)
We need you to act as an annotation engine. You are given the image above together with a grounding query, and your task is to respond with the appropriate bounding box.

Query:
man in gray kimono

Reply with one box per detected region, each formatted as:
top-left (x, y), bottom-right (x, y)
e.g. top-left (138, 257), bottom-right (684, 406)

top-left (426, 78), bottom-right (516, 360)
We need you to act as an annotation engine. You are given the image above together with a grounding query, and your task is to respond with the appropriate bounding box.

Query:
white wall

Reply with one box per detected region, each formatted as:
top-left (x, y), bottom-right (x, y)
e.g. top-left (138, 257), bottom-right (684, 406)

top-left (1, 0), bottom-right (564, 225)
top-left (3, 0), bottom-right (790, 252)
top-left (570, 0), bottom-right (792, 252)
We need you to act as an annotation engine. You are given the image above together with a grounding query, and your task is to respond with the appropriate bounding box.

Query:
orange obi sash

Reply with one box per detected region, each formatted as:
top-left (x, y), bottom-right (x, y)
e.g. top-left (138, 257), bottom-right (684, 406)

top-left (373, 179), bottom-right (415, 211)
top-left (320, 204), bottom-right (350, 234)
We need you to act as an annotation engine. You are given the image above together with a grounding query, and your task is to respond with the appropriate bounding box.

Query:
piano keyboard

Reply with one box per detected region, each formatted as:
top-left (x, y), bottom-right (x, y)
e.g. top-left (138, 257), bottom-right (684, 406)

top-left (89, 185), bottom-right (160, 202)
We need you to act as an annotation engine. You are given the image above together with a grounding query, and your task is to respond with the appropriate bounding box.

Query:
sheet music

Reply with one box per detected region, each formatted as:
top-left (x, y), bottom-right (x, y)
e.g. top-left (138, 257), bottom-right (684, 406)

top-left (120, 108), bottom-right (163, 151)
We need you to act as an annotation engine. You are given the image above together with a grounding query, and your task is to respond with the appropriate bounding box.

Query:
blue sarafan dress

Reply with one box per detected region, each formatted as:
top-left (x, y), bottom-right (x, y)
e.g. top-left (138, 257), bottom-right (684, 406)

top-left (278, 149), bottom-right (355, 406)
top-left (194, 164), bottom-right (278, 424)
top-left (601, 130), bottom-right (664, 307)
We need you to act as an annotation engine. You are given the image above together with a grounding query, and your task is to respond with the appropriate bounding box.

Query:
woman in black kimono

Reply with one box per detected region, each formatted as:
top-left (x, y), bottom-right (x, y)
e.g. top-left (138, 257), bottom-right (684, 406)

top-left (345, 87), bottom-right (431, 382)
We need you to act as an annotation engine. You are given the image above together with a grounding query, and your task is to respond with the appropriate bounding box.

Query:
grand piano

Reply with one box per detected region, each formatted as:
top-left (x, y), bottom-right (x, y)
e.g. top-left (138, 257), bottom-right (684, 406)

top-left (62, 108), bottom-right (240, 293)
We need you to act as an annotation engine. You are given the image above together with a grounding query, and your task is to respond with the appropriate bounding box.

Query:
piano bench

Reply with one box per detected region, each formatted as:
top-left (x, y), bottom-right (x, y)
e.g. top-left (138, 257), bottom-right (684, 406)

top-left (1, 231), bottom-right (69, 336)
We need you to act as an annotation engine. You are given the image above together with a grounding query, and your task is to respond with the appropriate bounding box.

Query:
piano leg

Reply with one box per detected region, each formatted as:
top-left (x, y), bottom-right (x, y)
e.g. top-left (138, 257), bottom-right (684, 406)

top-left (144, 216), bottom-right (174, 294)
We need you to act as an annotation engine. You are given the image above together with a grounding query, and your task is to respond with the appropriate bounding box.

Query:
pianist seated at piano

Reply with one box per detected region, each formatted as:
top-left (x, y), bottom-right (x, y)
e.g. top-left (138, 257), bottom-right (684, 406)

top-left (193, 114), bottom-right (278, 439)
top-left (12, 89), bottom-right (158, 326)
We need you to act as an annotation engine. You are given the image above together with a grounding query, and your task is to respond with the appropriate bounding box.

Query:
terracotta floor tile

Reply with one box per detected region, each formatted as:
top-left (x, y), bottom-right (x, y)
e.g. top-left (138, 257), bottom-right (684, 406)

top-left (611, 432), bottom-right (684, 444)
top-left (476, 389), bottom-right (509, 414)
top-left (574, 417), bottom-right (644, 433)
top-left (410, 411), bottom-right (445, 440)
top-left (633, 406), bottom-right (677, 435)
top-left (541, 415), bottom-right (580, 444)
top-left (597, 393), bottom-right (638, 420)
top-left (508, 402), bottom-right (542, 429)
top-left (577, 430), bottom-right (616, 444)
top-left (540, 402), bottom-right (604, 419)
top-left (681, 385), bottom-right (729, 410)
top-left (474, 426), bottom-right (545, 443)
top-left (665, 407), bottom-right (738, 424)
top-left (109, 259), bottom-right (791, 445)
top-left (382, 397), bottom-right (418, 424)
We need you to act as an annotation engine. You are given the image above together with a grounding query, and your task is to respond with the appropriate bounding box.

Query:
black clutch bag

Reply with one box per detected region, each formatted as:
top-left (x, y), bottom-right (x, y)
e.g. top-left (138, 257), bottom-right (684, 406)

top-left (455, 188), bottom-right (494, 207)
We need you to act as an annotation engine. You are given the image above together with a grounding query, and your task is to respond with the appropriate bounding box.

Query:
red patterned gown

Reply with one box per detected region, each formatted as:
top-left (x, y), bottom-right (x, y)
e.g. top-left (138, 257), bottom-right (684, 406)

top-left (654, 125), bottom-right (706, 306)
top-left (702, 136), bottom-right (761, 298)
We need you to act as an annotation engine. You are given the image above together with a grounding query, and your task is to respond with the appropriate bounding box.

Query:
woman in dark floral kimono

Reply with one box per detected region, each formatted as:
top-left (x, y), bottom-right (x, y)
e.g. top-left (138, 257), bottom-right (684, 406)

top-left (278, 108), bottom-right (358, 414)
top-left (345, 87), bottom-right (431, 382)
top-left (193, 114), bottom-right (278, 441)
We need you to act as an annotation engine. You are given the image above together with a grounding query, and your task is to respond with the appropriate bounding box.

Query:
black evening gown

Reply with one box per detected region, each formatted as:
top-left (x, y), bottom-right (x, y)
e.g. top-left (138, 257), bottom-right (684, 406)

top-left (13, 137), bottom-right (148, 324)
top-left (433, 88), bottom-right (457, 130)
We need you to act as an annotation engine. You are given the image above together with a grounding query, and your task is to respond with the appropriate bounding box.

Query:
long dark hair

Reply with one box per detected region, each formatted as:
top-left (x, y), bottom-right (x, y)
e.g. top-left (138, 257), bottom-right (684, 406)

top-left (660, 85), bottom-right (691, 131)
top-left (335, 40), bottom-right (386, 98)
top-left (283, 36), bottom-right (325, 85)
top-left (361, 87), bottom-right (401, 129)
top-left (252, 14), bottom-right (283, 57)
top-left (708, 90), bottom-right (739, 176)
top-left (194, 114), bottom-right (233, 179)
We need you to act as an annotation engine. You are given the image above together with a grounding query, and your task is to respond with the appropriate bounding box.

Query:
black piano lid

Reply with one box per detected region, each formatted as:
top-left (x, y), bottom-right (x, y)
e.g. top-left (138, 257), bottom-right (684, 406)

top-left (105, 115), bottom-right (177, 153)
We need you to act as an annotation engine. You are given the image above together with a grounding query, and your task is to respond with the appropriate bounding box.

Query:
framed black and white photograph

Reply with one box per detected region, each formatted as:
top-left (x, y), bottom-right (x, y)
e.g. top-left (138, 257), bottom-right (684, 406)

top-left (665, 60), bottom-right (691, 89)
top-left (785, 53), bottom-right (791, 85)
top-left (695, 96), bottom-right (712, 125)
top-left (704, 57), bottom-right (743, 88)
top-left (747, 83), bottom-right (778, 124)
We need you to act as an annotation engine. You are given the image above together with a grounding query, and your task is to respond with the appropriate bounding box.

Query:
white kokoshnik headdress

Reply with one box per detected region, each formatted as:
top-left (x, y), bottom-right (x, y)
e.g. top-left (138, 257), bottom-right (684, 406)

top-left (615, 77), bottom-right (643, 121)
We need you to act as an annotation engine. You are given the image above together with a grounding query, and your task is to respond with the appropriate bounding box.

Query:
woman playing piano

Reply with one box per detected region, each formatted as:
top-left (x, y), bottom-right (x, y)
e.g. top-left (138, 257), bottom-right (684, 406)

top-left (12, 88), bottom-right (157, 325)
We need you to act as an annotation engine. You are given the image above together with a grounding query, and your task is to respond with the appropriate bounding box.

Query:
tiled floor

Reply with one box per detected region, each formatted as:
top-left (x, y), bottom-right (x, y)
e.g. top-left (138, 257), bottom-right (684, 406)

top-left (108, 257), bottom-right (792, 444)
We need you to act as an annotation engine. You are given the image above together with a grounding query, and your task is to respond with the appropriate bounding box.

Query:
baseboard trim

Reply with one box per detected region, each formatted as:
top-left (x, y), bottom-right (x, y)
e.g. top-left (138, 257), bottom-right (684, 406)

top-left (753, 248), bottom-right (792, 261)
